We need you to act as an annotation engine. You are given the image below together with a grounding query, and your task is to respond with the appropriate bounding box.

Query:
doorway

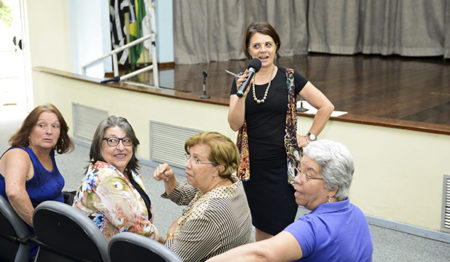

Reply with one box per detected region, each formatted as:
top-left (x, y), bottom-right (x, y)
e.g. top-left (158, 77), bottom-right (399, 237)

top-left (0, 0), bottom-right (30, 119)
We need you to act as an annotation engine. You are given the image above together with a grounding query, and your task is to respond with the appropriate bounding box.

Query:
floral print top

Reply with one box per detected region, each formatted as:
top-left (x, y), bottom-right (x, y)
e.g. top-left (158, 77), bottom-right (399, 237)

top-left (72, 161), bottom-right (158, 242)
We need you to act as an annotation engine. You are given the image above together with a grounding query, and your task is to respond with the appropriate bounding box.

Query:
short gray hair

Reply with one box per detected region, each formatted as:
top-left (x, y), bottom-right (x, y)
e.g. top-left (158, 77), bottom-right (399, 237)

top-left (89, 116), bottom-right (140, 174)
top-left (303, 139), bottom-right (354, 201)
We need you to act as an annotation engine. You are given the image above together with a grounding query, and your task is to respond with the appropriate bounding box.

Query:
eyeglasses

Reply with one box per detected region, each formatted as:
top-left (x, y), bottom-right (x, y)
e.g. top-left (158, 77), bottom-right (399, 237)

top-left (102, 137), bottom-right (132, 147)
top-left (184, 153), bottom-right (217, 166)
top-left (297, 169), bottom-right (324, 183)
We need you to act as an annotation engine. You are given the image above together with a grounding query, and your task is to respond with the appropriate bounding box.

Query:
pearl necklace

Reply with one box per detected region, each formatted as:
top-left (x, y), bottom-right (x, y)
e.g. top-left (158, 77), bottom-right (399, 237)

top-left (252, 65), bottom-right (275, 104)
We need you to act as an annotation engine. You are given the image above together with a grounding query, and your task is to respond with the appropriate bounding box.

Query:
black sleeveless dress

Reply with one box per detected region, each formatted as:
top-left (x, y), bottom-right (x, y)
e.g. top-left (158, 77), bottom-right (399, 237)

top-left (231, 67), bottom-right (307, 235)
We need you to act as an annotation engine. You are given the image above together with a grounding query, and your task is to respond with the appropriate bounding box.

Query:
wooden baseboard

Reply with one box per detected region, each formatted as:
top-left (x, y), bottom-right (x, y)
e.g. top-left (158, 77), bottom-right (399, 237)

top-left (158, 62), bottom-right (175, 69)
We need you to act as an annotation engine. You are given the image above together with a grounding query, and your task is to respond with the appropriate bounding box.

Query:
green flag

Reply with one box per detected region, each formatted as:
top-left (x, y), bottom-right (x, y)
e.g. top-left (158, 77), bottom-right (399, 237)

top-left (129, 0), bottom-right (146, 70)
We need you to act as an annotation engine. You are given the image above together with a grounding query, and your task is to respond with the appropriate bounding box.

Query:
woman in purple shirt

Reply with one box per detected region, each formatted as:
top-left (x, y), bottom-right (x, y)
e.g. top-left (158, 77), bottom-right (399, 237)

top-left (207, 139), bottom-right (373, 262)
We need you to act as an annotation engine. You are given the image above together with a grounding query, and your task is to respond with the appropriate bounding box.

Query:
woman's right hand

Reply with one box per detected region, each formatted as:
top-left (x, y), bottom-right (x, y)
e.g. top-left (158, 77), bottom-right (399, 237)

top-left (154, 163), bottom-right (177, 195)
top-left (235, 69), bottom-right (252, 97)
top-left (153, 163), bottom-right (174, 182)
top-left (228, 70), bottom-right (251, 131)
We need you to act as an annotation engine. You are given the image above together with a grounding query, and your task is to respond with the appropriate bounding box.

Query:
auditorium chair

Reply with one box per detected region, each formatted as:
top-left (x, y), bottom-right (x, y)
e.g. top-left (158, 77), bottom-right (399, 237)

top-left (32, 200), bottom-right (110, 262)
top-left (0, 195), bottom-right (32, 262)
top-left (108, 232), bottom-right (182, 262)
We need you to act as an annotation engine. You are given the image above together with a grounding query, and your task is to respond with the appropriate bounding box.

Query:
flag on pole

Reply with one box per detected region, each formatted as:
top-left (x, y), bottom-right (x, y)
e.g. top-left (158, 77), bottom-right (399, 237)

top-left (129, 0), bottom-right (146, 70)
top-left (110, 0), bottom-right (130, 66)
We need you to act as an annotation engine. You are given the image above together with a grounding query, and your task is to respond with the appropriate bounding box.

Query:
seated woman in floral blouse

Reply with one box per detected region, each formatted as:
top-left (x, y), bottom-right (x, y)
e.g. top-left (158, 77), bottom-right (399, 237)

top-left (73, 116), bottom-right (161, 242)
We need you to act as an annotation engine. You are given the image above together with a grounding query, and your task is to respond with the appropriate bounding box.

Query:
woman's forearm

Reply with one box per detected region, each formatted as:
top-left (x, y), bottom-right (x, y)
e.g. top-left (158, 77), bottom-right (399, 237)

top-left (164, 177), bottom-right (177, 195)
top-left (8, 192), bottom-right (34, 226)
top-left (300, 81), bottom-right (334, 137)
top-left (308, 102), bottom-right (334, 136)
top-left (228, 95), bottom-right (246, 131)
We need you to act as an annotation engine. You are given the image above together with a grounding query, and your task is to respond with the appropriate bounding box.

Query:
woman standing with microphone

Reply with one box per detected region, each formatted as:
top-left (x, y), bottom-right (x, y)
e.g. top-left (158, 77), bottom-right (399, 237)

top-left (228, 21), bottom-right (334, 241)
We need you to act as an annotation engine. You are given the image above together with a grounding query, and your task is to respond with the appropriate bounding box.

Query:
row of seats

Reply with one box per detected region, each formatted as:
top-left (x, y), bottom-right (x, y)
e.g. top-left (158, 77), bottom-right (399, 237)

top-left (0, 196), bottom-right (182, 262)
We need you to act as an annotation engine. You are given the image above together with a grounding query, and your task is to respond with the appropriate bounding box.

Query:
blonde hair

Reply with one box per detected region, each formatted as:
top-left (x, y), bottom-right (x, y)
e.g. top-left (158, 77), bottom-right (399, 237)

top-left (185, 131), bottom-right (240, 179)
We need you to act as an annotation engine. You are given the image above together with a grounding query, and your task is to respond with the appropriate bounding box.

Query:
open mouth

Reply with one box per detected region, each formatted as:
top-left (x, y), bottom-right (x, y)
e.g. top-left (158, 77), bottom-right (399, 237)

top-left (258, 55), bottom-right (270, 61)
top-left (114, 154), bottom-right (127, 159)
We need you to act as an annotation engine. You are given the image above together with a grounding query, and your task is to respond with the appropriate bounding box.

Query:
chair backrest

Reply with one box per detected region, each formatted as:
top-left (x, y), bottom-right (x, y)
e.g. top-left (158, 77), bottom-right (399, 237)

top-left (108, 232), bottom-right (182, 262)
top-left (0, 195), bottom-right (32, 262)
top-left (32, 200), bottom-right (110, 262)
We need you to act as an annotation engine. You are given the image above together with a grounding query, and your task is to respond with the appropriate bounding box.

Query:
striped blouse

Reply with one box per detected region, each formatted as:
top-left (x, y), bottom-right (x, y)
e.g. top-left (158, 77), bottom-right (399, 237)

top-left (163, 178), bottom-right (253, 262)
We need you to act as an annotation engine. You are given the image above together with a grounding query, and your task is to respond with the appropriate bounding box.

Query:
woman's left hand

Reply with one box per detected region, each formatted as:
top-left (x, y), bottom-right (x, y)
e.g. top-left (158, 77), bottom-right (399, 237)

top-left (165, 216), bottom-right (180, 242)
top-left (297, 133), bottom-right (309, 148)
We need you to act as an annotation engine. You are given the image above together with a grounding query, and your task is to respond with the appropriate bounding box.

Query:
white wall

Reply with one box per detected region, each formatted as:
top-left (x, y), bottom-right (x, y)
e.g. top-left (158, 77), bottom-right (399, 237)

top-left (69, 0), bottom-right (111, 77)
top-left (26, 0), bottom-right (72, 71)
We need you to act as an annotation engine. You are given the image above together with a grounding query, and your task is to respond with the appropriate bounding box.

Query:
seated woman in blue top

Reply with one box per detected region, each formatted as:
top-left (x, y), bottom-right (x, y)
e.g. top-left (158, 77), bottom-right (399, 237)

top-left (207, 139), bottom-right (373, 262)
top-left (0, 104), bottom-right (74, 257)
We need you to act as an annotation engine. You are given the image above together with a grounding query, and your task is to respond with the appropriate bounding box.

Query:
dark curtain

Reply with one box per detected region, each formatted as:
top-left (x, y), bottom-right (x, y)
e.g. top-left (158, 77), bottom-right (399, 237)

top-left (173, 0), bottom-right (450, 64)
top-left (173, 0), bottom-right (308, 64)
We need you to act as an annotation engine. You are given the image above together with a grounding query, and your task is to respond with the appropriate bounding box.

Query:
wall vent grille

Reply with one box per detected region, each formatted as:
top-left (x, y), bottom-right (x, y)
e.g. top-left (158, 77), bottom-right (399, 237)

top-left (150, 121), bottom-right (201, 169)
top-left (442, 174), bottom-right (450, 233)
top-left (72, 103), bottom-right (108, 141)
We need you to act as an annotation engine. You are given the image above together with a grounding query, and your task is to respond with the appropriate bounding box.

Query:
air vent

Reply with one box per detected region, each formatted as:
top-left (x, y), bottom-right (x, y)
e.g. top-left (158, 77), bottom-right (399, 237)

top-left (72, 103), bottom-right (108, 141)
top-left (442, 174), bottom-right (450, 233)
top-left (150, 121), bottom-right (201, 169)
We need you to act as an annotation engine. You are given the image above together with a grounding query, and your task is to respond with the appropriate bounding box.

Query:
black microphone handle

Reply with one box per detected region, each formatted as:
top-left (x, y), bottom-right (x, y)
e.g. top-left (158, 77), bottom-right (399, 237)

top-left (202, 70), bottom-right (207, 92)
top-left (236, 68), bottom-right (256, 97)
top-left (100, 76), bottom-right (120, 84)
top-left (202, 81), bottom-right (207, 93)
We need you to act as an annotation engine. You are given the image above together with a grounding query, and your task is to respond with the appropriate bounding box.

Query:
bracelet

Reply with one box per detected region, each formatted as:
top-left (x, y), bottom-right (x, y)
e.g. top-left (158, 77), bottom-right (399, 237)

top-left (166, 233), bottom-right (175, 239)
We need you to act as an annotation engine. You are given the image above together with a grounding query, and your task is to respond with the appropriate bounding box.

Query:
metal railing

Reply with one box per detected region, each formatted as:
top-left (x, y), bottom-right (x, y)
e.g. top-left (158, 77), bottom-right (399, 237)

top-left (81, 33), bottom-right (159, 88)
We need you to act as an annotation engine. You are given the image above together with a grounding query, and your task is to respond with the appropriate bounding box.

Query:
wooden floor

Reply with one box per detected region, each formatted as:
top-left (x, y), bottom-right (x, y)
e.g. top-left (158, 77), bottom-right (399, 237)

top-left (130, 54), bottom-right (450, 133)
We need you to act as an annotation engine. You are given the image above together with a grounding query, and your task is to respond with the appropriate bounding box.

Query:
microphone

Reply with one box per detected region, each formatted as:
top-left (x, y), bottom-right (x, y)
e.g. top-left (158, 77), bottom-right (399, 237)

top-left (202, 70), bottom-right (208, 83)
top-left (237, 58), bottom-right (262, 97)
top-left (200, 70), bottom-right (210, 99)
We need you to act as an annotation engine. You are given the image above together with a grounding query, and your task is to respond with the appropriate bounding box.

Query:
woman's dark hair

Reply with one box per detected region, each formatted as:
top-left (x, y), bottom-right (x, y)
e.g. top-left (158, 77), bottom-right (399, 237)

top-left (89, 116), bottom-right (140, 175)
top-left (243, 21), bottom-right (281, 60)
top-left (9, 103), bottom-right (73, 154)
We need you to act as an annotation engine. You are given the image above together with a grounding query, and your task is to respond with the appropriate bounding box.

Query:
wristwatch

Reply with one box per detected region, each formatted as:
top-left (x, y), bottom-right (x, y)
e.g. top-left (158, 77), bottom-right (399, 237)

top-left (307, 132), bottom-right (317, 142)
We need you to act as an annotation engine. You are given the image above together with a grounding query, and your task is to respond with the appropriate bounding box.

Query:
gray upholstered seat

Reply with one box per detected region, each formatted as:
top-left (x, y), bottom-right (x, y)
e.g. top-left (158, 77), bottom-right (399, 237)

top-left (32, 200), bottom-right (110, 262)
top-left (0, 195), bottom-right (32, 262)
top-left (108, 232), bottom-right (182, 262)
